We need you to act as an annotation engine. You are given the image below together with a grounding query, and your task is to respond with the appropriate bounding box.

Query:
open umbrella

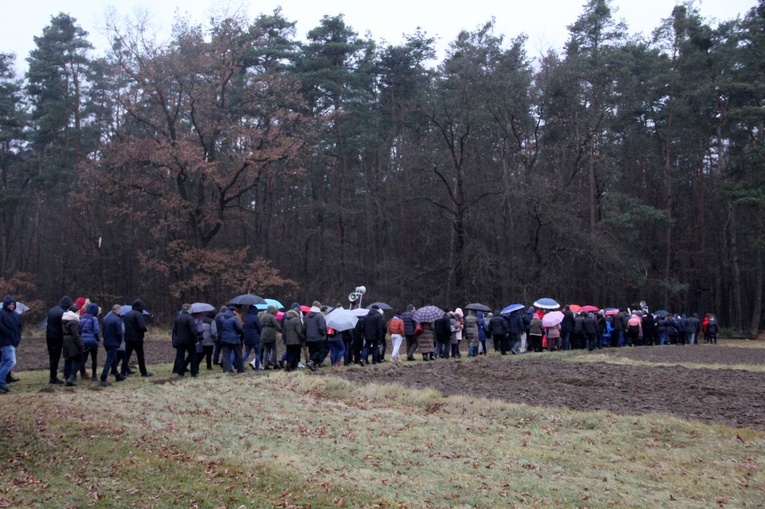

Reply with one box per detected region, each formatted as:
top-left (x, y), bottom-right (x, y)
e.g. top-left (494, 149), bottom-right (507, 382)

top-left (533, 298), bottom-right (560, 310)
top-left (14, 302), bottom-right (30, 314)
top-left (465, 303), bottom-right (492, 313)
top-left (542, 311), bottom-right (564, 327)
top-left (229, 294), bottom-right (266, 306)
top-left (349, 308), bottom-right (370, 317)
top-left (120, 305), bottom-right (150, 316)
top-left (413, 305), bottom-right (445, 323)
top-left (366, 301), bottom-right (393, 310)
top-left (190, 302), bottom-right (215, 314)
top-left (325, 309), bottom-right (359, 332)
top-left (300, 305), bottom-right (312, 314)
top-left (255, 298), bottom-right (285, 311)
top-left (654, 309), bottom-right (669, 317)
top-left (501, 303), bottom-right (525, 315)
top-left (569, 304), bottom-right (581, 313)
top-left (604, 308), bottom-right (620, 316)
top-left (580, 305), bottom-right (599, 313)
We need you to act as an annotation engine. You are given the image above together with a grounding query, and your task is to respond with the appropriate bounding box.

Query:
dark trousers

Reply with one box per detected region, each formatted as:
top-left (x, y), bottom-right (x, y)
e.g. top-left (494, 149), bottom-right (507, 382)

top-left (122, 341), bottom-right (148, 376)
top-left (405, 335), bottom-right (418, 358)
top-left (47, 338), bottom-right (63, 381)
top-left (221, 344), bottom-right (244, 373)
top-left (307, 341), bottom-right (328, 366)
top-left (437, 339), bottom-right (450, 358)
top-left (100, 346), bottom-right (120, 381)
top-left (286, 344), bottom-right (301, 370)
top-left (262, 342), bottom-right (278, 367)
top-left (351, 336), bottom-right (364, 364)
top-left (197, 345), bottom-right (214, 369)
top-left (213, 340), bottom-right (222, 366)
top-left (361, 340), bottom-right (380, 364)
top-left (63, 356), bottom-right (81, 382)
top-left (450, 343), bottom-right (460, 357)
top-left (82, 347), bottom-right (98, 376)
top-left (343, 336), bottom-right (354, 365)
top-left (492, 334), bottom-right (506, 354)
top-left (175, 343), bottom-right (199, 376)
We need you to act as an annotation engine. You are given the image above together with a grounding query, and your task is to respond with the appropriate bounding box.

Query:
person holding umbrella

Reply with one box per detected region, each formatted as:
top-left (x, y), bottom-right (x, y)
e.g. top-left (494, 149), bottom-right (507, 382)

top-left (259, 305), bottom-right (282, 370)
top-left (464, 309), bottom-right (480, 357)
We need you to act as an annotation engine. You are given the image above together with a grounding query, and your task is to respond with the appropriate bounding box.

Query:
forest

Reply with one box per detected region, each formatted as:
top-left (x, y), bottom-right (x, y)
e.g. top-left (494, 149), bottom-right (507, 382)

top-left (0, 0), bottom-right (762, 333)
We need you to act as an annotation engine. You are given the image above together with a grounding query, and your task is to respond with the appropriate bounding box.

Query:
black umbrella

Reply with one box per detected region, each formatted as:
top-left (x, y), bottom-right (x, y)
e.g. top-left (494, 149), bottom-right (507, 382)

top-left (366, 301), bottom-right (393, 310)
top-left (229, 294), bottom-right (267, 306)
top-left (464, 303), bottom-right (492, 312)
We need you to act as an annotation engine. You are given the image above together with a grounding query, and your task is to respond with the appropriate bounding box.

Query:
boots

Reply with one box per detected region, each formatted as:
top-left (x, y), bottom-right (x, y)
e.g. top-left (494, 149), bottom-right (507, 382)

top-left (66, 376), bottom-right (77, 387)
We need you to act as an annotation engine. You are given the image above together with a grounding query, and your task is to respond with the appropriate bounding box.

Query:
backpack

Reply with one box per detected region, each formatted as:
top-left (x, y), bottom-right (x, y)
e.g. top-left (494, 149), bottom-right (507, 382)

top-left (627, 316), bottom-right (641, 335)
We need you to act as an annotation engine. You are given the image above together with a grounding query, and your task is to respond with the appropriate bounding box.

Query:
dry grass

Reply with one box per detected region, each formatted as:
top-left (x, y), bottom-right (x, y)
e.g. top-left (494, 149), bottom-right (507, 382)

top-left (1, 366), bottom-right (764, 508)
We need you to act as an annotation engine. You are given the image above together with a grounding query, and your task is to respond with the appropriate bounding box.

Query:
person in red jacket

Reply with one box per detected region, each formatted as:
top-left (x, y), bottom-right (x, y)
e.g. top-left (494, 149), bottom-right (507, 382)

top-left (387, 311), bottom-right (405, 361)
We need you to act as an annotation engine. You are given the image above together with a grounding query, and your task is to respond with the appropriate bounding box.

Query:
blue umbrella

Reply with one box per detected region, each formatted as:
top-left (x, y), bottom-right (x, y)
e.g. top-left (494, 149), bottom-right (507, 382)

top-left (502, 303), bottom-right (525, 315)
top-left (120, 304), bottom-right (150, 316)
top-left (533, 298), bottom-right (560, 310)
top-left (654, 309), bottom-right (669, 317)
top-left (256, 298), bottom-right (286, 310)
top-left (190, 302), bottom-right (215, 314)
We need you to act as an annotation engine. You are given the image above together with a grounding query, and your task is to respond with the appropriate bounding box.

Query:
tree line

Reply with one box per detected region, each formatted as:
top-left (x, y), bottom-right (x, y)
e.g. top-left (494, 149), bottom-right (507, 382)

top-left (0, 0), bottom-right (763, 333)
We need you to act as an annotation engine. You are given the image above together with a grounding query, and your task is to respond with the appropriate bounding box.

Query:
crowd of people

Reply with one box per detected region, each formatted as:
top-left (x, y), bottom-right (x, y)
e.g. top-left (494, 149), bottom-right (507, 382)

top-left (0, 294), bottom-right (722, 394)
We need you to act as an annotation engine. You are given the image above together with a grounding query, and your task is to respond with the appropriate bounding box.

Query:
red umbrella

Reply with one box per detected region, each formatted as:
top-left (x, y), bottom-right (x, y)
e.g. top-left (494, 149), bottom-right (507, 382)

top-left (300, 305), bottom-right (312, 314)
top-left (604, 308), bottom-right (620, 316)
top-left (580, 305), bottom-right (599, 313)
top-left (569, 304), bottom-right (581, 313)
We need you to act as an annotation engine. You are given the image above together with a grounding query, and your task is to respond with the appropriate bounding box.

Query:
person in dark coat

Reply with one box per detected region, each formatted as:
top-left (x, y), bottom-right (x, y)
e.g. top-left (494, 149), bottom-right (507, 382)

top-left (259, 306), bottom-right (281, 370)
top-left (242, 305), bottom-right (263, 370)
top-left (62, 306), bottom-right (84, 386)
top-left (488, 311), bottom-right (509, 354)
top-left (173, 304), bottom-right (200, 378)
top-left (434, 310), bottom-right (452, 359)
top-left (282, 309), bottom-right (305, 371)
top-left (561, 306), bottom-right (575, 351)
top-left (360, 305), bottom-right (386, 365)
top-left (507, 311), bottom-right (525, 355)
top-left (0, 296), bottom-right (22, 394)
top-left (100, 304), bottom-right (126, 385)
top-left (304, 302), bottom-right (327, 371)
top-left (45, 295), bottom-right (74, 384)
top-left (220, 307), bottom-right (245, 373)
top-left (584, 313), bottom-right (599, 351)
top-left (121, 300), bottom-right (152, 377)
top-left (402, 304), bottom-right (418, 361)
top-left (213, 305), bottom-right (227, 367)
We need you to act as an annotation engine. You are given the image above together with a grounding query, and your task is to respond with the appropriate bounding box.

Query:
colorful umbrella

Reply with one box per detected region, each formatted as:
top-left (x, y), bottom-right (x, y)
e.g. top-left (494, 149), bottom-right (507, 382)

top-left (542, 311), bottom-right (564, 327)
top-left (533, 298), bottom-right (560, 310)
top-left (580, 305), bottom-right (599, 313)
top-left (568, 304), bottom-right (581, 313)
top-left (413, 305), bottom-right (446, 323)
top-left (604, 308), bottom-right (620, 316)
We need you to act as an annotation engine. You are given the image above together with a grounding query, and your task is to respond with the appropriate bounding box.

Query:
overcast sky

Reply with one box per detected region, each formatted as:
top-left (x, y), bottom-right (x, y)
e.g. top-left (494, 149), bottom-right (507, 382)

top-left (1, 0), bottom-right (757, 71)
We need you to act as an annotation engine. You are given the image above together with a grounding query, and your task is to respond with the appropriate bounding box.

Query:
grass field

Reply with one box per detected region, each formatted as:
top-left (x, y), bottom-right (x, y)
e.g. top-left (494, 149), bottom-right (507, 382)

top-left (1, 347), bottom-right (764, 508)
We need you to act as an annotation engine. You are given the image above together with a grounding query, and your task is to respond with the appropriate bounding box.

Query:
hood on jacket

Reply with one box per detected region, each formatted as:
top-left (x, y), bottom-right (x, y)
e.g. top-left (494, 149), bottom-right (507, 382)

top-left (132, 300), bottom-right (145, 313)
top-left (63, 310), bottom-right (80, 322)
top-left (59, 296), bottom-right (74, 310)
top-left (286, 309), bottom-right (298, 319)
top-left (85, 302), bottom-right (100, 316)
top-left (223, 308), bottom-right (236, 319)
top-left (477, 311), bottom-right (484, 319)
top-left (2, 295), bottom-right (15, 311)
top-left (290, 302), bottom-right (301, 310)
top-left (247, 305), bottom-right (259, 315)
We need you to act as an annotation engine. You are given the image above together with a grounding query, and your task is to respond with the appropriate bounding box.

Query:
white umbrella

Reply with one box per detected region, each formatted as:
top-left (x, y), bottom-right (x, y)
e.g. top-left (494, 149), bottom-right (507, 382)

top-left (349, 308), bottom-right (370, 317)
top-left (190, 302), bottom-right (215, 313)
top-left (325, 309), bottom-right (360, 332)
top-left (542, 311), bottom-right (564, 327)
top-left (14, 302), bottom-right (29, 314)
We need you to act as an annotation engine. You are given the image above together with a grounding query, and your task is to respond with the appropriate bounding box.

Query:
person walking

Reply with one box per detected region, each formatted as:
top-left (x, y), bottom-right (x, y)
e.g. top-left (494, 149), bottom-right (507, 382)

top-left (121, 300), bottom-right (152, 378)
top-left (79, 303), bottom-right (101, 380)
top-left (196, 311), bottom-right (218, 370)
top-left (464, 309), bottom-right (480, 357)
top-left (360, 305), bottom-right (386, 366)
top-left (46, 296), bottom-right (74, 385)
top-left (584, 312), bottom-right (599, 351)
top-left (488, 311), bottom-right (509, 355)
top-left (304, 302), bottom-right (327, 371)
top-left (402, 304), bottom-right (418, 361)
top-left (242, 305), bottom-right (263, 370)
top-left (0, 296), bottom-right (22, 394)
top-left (173, 303), bottom-right (200, 378)
top-left (62, 305), bottom-right (84, 386)
top-left (220, 307), bottom-right (245, 373)
top-left (259, 306), bottom-right (281, 369)
top-left (387, 310), bottom-right (405, 361)
top-left (100, 304), bottom-right (126, 385)
top-left (282, 308), bottom-right (305, 371)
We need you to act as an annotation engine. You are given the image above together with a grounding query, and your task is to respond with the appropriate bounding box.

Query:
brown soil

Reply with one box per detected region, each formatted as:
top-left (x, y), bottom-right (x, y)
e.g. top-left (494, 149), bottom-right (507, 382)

top-left (12, 336), bottom-right (765, 430)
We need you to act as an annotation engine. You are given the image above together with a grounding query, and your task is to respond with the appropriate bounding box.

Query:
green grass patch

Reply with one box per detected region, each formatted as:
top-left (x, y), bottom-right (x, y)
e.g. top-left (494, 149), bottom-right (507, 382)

top-left (1, 370), bottom-right (764, 508)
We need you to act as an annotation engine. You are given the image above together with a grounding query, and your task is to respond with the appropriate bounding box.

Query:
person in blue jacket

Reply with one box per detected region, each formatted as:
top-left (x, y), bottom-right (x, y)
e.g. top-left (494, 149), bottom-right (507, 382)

top-left (242, 305), bottom-right (263, 370)
top-left (220, 307), bottom-right (245, 373)
top-left (100, 304), bottom-right (126, 385)
top-left (80, 303), bottom-right (101, 380)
